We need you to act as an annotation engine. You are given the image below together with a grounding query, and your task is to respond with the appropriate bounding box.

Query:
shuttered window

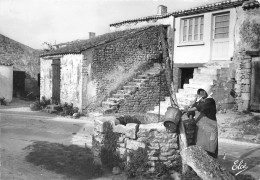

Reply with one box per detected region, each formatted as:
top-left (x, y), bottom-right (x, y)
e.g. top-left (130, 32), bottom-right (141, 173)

top-left (214, 13), bottom-right (230, 39)
top-left (181, 16), bottom-right (204, 42)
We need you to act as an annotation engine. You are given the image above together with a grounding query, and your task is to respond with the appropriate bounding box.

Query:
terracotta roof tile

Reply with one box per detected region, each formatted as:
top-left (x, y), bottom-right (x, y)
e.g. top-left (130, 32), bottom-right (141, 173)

top-left (110, 0), bottom-right (251, 27)
top-left (242, 0), bottom-right (260, 9)
top-left (0, 60), bottom-right (13, 66)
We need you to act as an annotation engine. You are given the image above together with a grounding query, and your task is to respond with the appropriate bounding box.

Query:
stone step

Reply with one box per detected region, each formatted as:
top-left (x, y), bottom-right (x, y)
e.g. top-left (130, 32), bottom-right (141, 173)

top-left (102, 101), bottom-right (119, 109)
top-left (107, 97), bottom-right (124, 103)
top-left (179, 87), bottom-right (198, 94)
top-left (196, 68), bottom-right (219, 75)
top-left (133, 78), bottom-right (149, 83)
top-left (191, 75), bottom-right (216, 81)
top-left (176, 93), bottom-right (197, 100)
top-left (188, 79), bottom-right (214, 86)
top-left (193, 73), bottom-right (217, 80)
top-left (127, 82), bottom-right (142, 87)
top-left (137, 74), bottom-right (149, 79)
top-left (183, 83), bottom-right (212, 90)
top-left (117, 90), bottom-right (130, 94)
top-left (123, 86), bottom-right (139, 91)
top-left (112, 93), bottom-right (131, 99)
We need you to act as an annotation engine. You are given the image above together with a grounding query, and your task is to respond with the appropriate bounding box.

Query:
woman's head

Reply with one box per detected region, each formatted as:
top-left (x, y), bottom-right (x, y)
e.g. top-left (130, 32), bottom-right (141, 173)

top-left (197, 88), bottom-right (208, 99)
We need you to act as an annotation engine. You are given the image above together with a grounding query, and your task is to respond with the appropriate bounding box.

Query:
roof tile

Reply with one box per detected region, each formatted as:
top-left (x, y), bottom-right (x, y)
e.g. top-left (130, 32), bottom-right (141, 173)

top-left (110, 0), bottom-right (252, 27)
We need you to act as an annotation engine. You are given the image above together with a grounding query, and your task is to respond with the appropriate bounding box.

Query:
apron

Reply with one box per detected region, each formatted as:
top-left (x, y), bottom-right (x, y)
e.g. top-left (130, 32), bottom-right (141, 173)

top-left (196, 116), bottom-right (218, 153)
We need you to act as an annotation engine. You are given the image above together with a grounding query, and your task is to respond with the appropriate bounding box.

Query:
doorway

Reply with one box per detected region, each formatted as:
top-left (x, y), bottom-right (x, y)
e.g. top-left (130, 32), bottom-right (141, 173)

top-left (13, 71), bottom-right (25, 97)
top-left (251, 57), bottom-right (260, 111)
top-left (211, 13), bottom-right (230, 60)
top-left (179, 68), bottom-right (194, 89)
top-left (52, 59), bottom-right (61, 103)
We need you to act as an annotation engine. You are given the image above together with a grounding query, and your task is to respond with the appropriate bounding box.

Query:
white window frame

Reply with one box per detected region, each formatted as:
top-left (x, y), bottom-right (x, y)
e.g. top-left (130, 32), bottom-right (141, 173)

top-left (180, 16), bottom-right (204, 44)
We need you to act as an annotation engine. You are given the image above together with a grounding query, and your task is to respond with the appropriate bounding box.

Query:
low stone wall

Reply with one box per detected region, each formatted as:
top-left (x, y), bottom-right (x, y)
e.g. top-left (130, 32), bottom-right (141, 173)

top-left (92, 116), bottom-right (181, 173)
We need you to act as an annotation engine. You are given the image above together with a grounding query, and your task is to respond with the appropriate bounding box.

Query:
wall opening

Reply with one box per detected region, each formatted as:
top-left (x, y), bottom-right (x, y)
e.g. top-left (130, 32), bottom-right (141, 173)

top-left (37, 73), bottom-right (40, 87)
top-left (13, 71), bottom-right (25, 97)
top-left (251, 57), bottom-right (260, 111)
top-left (52, 59), bottom-right (61, 103)
top-left (179, 68), bottom-right (194, 89)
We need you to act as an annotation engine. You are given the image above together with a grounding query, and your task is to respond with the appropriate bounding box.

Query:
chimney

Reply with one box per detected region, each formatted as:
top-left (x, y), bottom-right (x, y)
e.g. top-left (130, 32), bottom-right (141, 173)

top-left (89, 32), bottom-right (95, 39)
top-left (157, 5), bottom-right (167, 15)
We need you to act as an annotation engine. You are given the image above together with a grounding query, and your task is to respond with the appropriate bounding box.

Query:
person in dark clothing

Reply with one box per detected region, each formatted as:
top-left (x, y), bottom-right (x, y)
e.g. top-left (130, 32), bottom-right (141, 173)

top-left (185, 88), bottom-right (218, 159)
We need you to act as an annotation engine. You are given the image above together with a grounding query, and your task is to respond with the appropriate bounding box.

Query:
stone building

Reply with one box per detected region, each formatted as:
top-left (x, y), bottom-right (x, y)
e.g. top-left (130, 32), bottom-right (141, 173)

top-left (110, 0), bottom-right (260, 113)
top-left (40, 26), bottom-right (169, 113)
top-left (0, 34), bottom-right (40, 100)
top-left (40, 0), bottom-right (260, 114)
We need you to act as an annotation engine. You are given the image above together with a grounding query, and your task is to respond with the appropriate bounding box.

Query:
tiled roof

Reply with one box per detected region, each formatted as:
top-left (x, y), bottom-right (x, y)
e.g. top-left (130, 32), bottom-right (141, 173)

top-left (0, 60), bottom-right (13, 66)
top-left (242, 0), bottom-right (260, 9)
top-left (110, 0), bottom-right (250, 27)
top-left (40, 25), bottom-right (160, 57)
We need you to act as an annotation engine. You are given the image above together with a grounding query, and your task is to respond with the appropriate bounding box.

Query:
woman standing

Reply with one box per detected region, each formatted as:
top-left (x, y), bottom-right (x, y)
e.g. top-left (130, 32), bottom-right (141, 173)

top-left (186, 88), bottom-right (218, 159)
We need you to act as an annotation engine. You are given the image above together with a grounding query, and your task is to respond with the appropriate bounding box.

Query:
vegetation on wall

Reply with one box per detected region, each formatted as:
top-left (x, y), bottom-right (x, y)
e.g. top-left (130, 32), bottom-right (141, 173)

top-left (240, 20), bottom-right (260, 50)
top-left (100, 122), bottom-right (122, 170)
top-left (125, 147), bottom-right (149, 178)
top-left (91, 26), bottom-right (161, 106)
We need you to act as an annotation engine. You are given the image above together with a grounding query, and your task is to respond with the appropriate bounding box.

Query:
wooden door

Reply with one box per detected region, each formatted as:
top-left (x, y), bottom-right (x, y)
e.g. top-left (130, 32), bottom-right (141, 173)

top-left (212, 13), bottom-right (230, 60)
top-left (52, 59), bottom-right (60, 103)
top-left (251, 57), bottom-right (260, 111)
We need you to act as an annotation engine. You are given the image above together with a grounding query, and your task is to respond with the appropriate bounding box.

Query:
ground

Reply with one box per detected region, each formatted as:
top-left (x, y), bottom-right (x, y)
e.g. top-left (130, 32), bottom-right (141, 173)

top-left (1, 99), bottom-right (260, 180)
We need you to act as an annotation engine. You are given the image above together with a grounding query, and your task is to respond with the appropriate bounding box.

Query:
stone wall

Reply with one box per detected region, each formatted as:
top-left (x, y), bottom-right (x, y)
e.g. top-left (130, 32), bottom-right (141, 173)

top-left (212, 66), bottom-right (236, 111)
top-left (234, 6), bottom-right (260, 52)
top-left (233, 52), bottom-right (252, 111)
top-left (0, 34), bottom-right (40, 97)
top-left (91, 26), bottom-right (161, 104)
top-left (231, 6), bottom-right (260, 111)
top-left (92, 116), bottom-right (181, 173)
top-left (118, 71), bottom-right (169, 113)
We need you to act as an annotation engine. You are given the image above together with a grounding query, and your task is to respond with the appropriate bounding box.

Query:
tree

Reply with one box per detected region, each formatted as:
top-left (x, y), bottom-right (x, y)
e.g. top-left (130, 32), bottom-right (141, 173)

top-left (159, 25), bottom-right (179, 108)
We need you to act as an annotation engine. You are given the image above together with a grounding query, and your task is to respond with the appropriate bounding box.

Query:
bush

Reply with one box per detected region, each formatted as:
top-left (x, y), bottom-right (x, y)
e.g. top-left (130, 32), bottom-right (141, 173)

top-left (62, 103), bottom-right (79, 116)
top-left (30, 100), bottom-right (41, 111)
top-left (0, 97), bottom-right (7, 105)
top-left (100, 122), bottom-right (122, 170)
top-left (40, 96), bottom-right (51, 109)
top-left (126, 147), bottom-right (149, 178)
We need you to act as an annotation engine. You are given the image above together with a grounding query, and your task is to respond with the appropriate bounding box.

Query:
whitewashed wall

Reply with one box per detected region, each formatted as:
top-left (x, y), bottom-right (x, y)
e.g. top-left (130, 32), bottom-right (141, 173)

top-left (174, 8), bottom-right (236, 64)
top-left (0, 65), bottom-right (13, 102)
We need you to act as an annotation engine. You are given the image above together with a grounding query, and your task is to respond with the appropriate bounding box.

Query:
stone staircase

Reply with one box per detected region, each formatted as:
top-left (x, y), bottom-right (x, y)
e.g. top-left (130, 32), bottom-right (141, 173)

top-left (148, 61), bottom-right (231, 115)
top-left (102, 63), bottom-right (163, 113)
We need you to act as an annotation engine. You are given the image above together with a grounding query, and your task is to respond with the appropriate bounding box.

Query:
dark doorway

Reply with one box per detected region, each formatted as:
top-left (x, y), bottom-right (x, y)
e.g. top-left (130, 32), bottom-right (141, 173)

top-left (13, 71), bottom-right (26, 97)
top-left (251, 57), bottom-right (260, 111)
top-left (180, 68), bottom-right (194, 89)
top-left (52, 59), bottom-right (61, 103)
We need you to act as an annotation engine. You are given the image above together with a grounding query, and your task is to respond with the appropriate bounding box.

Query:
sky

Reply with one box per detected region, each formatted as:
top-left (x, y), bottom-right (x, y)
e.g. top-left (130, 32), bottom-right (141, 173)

top-left (0, 0), bottom-right (225, 49)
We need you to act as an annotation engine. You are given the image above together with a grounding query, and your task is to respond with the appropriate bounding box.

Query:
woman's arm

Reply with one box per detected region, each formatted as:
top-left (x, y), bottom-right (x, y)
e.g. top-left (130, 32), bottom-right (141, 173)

top-left (187, 107), bottom-right (197, 112)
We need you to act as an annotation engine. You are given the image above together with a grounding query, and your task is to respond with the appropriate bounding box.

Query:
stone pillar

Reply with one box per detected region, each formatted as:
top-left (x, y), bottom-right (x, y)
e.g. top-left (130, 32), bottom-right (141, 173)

top-left (234, 51), bottom-right (252, 111)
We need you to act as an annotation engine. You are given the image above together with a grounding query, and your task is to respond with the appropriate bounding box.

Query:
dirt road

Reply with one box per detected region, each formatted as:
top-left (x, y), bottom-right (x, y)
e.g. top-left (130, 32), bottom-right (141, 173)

top-left (0, 108), bottom-right (94, 180)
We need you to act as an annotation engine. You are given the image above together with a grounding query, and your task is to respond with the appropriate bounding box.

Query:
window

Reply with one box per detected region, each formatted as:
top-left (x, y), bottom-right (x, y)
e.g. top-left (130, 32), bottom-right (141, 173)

top-left (214, 13), bottom-right (230, 39)
top-left (181, 16), bottom-right (204, 42)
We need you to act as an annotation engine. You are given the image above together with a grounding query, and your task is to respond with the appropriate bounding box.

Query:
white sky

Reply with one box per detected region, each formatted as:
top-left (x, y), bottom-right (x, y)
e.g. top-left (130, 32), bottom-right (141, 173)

top-left (0, 0), bottom-right (224, 49)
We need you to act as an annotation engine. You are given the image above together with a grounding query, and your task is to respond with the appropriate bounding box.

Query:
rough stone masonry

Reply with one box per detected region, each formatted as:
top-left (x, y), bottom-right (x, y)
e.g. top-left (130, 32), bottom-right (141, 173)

top-left (92, 116), bottom-right (181, 173)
